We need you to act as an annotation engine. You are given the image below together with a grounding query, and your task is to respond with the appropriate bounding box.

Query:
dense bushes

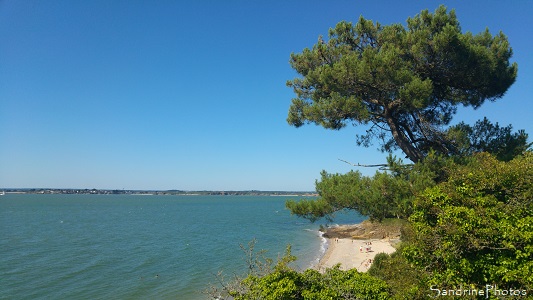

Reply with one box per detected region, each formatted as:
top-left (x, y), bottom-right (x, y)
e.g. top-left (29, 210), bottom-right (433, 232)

top-left (404, 152), bottom-right (533, 292)
top-left (235, 267), bottom-right (390, 300)
top-left (368, 152), bottom-right (533, 299)
top-left (208, 244), bottom-right (391, 300)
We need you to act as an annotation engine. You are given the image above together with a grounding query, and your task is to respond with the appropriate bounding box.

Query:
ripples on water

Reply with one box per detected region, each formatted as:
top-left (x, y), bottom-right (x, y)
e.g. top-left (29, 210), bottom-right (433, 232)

top-left (0, 194), bottom-right (364, 299)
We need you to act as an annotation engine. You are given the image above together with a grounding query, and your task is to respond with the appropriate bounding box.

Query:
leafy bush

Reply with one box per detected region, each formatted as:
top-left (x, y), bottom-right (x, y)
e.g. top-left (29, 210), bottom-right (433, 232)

top-left (207, 242), bottom-right (391, 300)
top-left (404, 152), bottom-right (533, 292)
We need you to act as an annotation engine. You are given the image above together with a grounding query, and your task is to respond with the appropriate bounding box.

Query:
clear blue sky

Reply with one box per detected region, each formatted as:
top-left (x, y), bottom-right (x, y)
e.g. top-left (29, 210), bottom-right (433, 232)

top-left (1, 1), bottom-right (532, 191)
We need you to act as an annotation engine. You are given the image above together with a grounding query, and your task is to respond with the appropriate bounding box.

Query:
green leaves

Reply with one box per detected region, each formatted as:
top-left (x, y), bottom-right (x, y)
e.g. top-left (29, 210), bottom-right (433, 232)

top-left (219, 243), bottom-right (391, 300)
top-left (407, 152), bottom-right (533, 290)
top-left (286, 197), bottom-right (334, 223)
top-left (285, 152), bottom-right (459, 223)
top-left (447, 117), bottom-right (531, 161)
top-left (238, 266), bottom-right (391, 300)
top-left (287, 5), bottom-right (517, 163)
top-left (397, 77), bottom-right (433, 109)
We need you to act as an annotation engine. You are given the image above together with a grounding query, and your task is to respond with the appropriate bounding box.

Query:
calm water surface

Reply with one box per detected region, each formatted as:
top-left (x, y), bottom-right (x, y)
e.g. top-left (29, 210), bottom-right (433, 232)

top-left (0, 194), bottom-right (364, 299)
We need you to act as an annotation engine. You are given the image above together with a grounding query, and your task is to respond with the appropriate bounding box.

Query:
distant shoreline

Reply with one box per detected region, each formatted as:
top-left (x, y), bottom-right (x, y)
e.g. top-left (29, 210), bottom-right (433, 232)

top-left (1, 188), bottom-right (318, 197)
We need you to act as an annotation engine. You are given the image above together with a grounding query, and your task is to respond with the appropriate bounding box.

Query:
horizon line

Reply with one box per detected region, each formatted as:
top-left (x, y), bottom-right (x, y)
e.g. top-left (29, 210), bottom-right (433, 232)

top-left (1, 187), bottom-right (316, 193)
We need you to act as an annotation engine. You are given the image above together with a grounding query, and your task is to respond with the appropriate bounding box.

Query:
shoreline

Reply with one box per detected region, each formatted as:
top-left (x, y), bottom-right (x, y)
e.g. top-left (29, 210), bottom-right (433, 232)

top-left (314, 221), bottom-right (401, 272)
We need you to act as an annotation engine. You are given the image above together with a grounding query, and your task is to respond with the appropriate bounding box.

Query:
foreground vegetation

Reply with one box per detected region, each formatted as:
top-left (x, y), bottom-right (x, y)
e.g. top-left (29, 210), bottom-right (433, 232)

top-left (208, 153), bottom-right (531, 299)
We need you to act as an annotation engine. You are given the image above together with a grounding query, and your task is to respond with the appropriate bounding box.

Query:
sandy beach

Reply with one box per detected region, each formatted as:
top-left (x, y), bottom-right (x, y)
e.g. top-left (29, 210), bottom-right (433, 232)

top-left (316, 237), bottom-right (396, 272)
top-left (315, 221), bottom-right (401, 272)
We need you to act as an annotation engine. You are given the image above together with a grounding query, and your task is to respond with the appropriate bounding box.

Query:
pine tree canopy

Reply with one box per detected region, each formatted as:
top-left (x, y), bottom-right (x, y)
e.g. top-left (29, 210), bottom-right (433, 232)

top-left (287, 5), bottom-right (518, 163)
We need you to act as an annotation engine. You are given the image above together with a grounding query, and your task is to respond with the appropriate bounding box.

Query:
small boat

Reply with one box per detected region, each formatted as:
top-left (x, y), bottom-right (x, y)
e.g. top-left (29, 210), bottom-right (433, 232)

top-left (0, 191), bottom-right (5, 196)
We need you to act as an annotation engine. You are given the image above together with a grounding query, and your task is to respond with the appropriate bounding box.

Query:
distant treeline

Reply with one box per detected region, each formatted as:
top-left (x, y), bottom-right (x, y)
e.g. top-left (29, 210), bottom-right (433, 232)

top-left (2, 188), bottom-right (317, 197)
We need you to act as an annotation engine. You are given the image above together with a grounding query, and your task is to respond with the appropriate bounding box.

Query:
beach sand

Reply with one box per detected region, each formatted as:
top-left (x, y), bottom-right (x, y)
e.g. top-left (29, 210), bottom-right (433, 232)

top-left (316, 237), bottom-right (396, 272)
top-left (314, 220), bottom-right (403, 272)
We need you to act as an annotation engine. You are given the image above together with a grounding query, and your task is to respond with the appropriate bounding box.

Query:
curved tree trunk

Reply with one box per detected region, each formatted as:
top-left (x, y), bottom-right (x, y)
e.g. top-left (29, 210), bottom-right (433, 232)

top-left (385, 115), bottom-right (424, 163)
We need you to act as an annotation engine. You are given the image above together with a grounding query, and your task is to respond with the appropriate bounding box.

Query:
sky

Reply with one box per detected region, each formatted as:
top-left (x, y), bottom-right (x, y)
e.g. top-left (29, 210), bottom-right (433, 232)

top-left (1, 1), bottom-right (532, 191)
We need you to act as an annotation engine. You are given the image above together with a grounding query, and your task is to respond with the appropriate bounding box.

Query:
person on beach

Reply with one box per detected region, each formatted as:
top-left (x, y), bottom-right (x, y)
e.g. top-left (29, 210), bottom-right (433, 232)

top-left (359, 245), bottom-right (363, 253)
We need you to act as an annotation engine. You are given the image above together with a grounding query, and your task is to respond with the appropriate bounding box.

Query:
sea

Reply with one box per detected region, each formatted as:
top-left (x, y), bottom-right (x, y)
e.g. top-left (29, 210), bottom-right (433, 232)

top-left (0, 194), bottom-right (365, 299)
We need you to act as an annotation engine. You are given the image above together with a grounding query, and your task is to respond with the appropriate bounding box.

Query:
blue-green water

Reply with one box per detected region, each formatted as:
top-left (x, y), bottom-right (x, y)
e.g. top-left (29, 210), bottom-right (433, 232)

top-left (0, 194), bottom-right (365, 299)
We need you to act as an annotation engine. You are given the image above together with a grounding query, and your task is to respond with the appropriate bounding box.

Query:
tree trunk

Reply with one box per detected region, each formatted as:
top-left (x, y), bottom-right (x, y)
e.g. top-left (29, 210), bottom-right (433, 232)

top-left (385, 115), bottom-right (424, 163)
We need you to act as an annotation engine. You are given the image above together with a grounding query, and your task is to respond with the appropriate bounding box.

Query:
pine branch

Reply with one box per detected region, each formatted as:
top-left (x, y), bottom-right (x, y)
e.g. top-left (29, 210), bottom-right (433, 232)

top-left (338, 159), bottom-right (388, 168)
